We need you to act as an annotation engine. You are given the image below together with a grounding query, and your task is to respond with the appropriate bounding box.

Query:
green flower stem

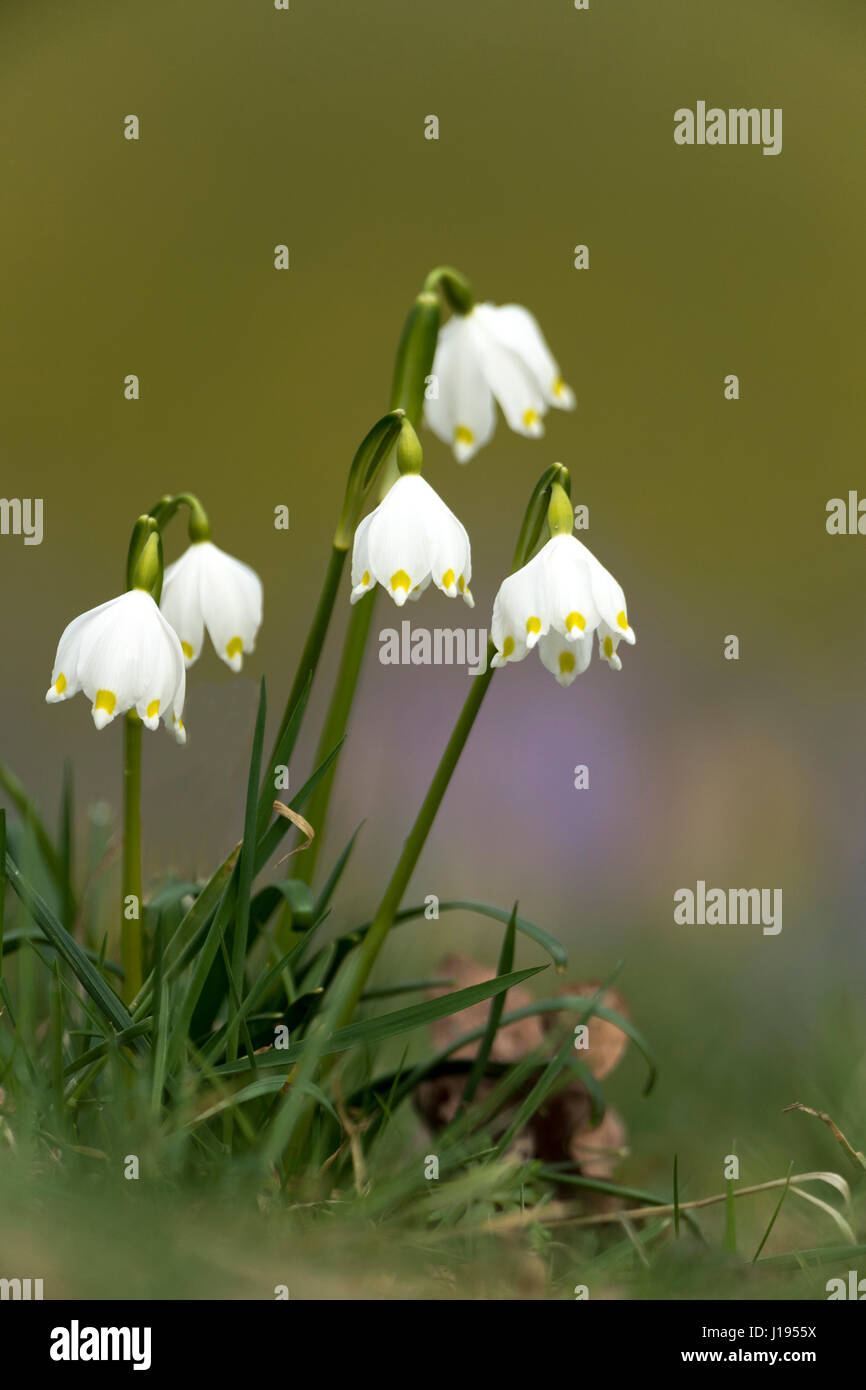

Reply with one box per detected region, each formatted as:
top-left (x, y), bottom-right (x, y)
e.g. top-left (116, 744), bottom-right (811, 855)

top-left (328, 465), bottom-right (565, 1027)
top-left (422, 266), bottom-right (474, 315)
top-left (291, 587), bottom-right (377, 886)
top-left (282, 462), bottom-right (561, 1165)
top-left (175, 492), bottom-right (210, 542)
top-left (335, 654), bottom-right (495, 1028)
top-left (280, 654), bottom-right (496, 1171)
top-left (146, 492), bottom-right (210, 543)
top-left (270, 541), bottom-right (347, 758)
top-left (290, 286), bottom-right (450, 887)
top-left (121, 712), bottom-right (143, 1005)
top-left (267, 412), bottom-right (405, 797)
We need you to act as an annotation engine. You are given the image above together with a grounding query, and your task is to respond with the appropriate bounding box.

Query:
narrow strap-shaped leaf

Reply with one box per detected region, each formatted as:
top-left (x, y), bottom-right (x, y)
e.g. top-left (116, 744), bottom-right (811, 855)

top-left (5, 851), bottom-right (138, 1042)
top-left (752, 1160), bottom-right (794, 1261)
top-left (0, 763), bottom-right (66, 896)
top-left (63, 1020), bottom-right (152, 1076)
top-left (462, 903), bottom-right (517, 1106)
top-left (312, 822), bottom-right (364, 920)
top-left (545, 991), bottom-right (657, 1095)
top-left (213, 964), bottom-right (547, 1077)
top-left (132, 846), bottom-right (239, 1018)
top-left (250, 880), bottom-right (315, 934)
top-left (0, 928), bottom-right (123, 977)
top-left (226, 679), bottom-right (268, 1069)
top-left (255, 672), bottom-right (312, 843)
top-left (166, 870), bottom-right (238, 1077)
top-left (349, 899), bottom-right (567, 972)
top-left (365, 989), bottom-right (653, 1118)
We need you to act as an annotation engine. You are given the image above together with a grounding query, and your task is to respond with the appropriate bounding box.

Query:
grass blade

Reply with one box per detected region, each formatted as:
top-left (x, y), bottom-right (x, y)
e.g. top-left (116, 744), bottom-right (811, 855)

top-left (752, 1160), bottom-right (793, 1261)
top-left (226, 679), bottom-right (268, 1073)
top-left (5, 850), bottom-right (138, 1041)
top-left (256, 672), bottom-right (312, 842)
top-left (214, 964), bottom-right (547, 1077)
top-left (312, 822), bottom-right (364, 920)
top-left (350, 898), bottom-right (567, 972)
top-left (462, 902), bottom-right (516, 1107)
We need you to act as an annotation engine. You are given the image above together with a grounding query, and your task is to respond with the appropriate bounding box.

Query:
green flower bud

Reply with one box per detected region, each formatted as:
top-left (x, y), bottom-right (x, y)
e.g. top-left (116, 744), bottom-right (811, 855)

top-left (129, 527), bottom-right (164, 600)
top-left (511, 463), bottom-right (570, 570)
top-left (396, 418), bottom-right (423, 476)
top-left (126, 515), bottom-right (159, 591)
top-left (546, 480), bottom-right (574, 538)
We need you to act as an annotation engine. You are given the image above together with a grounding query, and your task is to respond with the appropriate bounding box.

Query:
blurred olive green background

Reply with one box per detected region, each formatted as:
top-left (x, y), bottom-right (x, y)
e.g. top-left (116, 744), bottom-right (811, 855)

top-left (1, 0), bottom-right (865, 1203)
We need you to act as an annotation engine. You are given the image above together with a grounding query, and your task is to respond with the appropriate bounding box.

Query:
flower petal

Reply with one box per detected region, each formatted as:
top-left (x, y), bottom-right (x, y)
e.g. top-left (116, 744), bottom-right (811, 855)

top-left (160, 547), bottom-right (206, 666)
top-left (539, 628), bottom-right (592, 687)
top-left (487, 304), bottom-right (576, 410)
top-left (350, 511), bottom-right (376, 603)
top-left (196, 543), bottom-right (263, 672)
top-left (491, 551), bottom-right (547, 665)
top-left (571, 537), bottom-right (635, 644)
top-left (540, 535), bottom-right (600, 640)
top-left (424, 315), bottom-right (497, 463)
top-left (470, 304), bottom-right (547, 438)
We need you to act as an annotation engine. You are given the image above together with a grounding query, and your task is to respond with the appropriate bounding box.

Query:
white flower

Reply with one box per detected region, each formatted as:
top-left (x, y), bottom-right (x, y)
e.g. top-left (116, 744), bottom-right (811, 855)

top-left (160, 540), bottom-right (263, 672)
top-left (350, 473), bottom-right (473, 608)
top-left (45, 588), bottom-right (187, 740)
top-left (491, 534), bottom-right (635, 686)
top-left (425, 303), bottom-right (576, 463)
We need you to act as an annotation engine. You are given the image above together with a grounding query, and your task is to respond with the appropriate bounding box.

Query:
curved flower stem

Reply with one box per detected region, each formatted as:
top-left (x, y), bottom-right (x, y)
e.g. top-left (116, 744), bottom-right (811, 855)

top-left (121, 711), bottom-right (143, 1005)
top-left (422, 266), bottom-right (474, 315)
top-left (146, 492), bottom-right (210, 543)
top-left (335, 655), bottom-right (495, 1028)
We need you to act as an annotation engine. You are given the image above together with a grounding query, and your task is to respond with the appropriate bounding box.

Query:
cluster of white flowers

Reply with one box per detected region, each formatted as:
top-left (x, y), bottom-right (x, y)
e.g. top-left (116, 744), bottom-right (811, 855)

top-left (351, 471), bottom-right (634, 687)
top-left (46, 540), bottom-right (263, 737)
top-left (353, 297), bottom-right (634, 687)
top-left (45, 293), bottom-right (632, 731)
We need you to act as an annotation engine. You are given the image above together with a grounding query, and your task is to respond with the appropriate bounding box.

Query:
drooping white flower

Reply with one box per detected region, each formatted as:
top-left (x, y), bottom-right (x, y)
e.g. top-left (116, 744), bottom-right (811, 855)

top-left (160, 540), bottom-right (263, 672)
top-left (45, 588), bottom-right (187, 740)
top-left (425, 303), bottom-right (576, 463)
top-left (350, 473), bottom-right (473, 608)
top-left (491, 533), bottom-right (635, 686)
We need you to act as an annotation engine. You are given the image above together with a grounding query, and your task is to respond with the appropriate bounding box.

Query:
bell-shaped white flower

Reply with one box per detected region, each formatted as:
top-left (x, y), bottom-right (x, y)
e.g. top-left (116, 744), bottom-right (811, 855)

top-left (46, 588), bottom-right (187, 740)
top-left (350, 473), bottom-right (473, 608)
top-left (491, 533), bottom-right (635, 686)
top-left (160, 540), bottom-right (263, 672)
top-left (425, 303), bottom-right (575, 463)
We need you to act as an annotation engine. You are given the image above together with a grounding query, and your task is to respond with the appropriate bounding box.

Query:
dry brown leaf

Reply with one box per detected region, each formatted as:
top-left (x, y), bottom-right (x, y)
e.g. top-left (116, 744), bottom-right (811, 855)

top-left (272, 800), bottom-right (315, 862)
top-left (428, 954), bottom-right (545, 1061)
top-left (544, 981), bottom-right (631, 1079)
